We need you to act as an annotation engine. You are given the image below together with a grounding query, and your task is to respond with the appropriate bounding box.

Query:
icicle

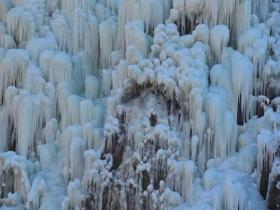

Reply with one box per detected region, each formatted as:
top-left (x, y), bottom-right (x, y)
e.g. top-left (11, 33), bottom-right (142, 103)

top-left (70, 137), bottom-right (85, 180)
top-left (234, 0), bottom-right (252, 41)
top-left (229, 50), bottom-right (253, 123)
top-left (80, 99), bottom-right (95, 125)
top-left (0, 152), bottom-right (35, 202)
top-left (203, 0), bottom-right (220, 26)
top-left (57, 82), bottom-right (78, 129)
top-left (210, 25), bottom-right (230, 64)
top-left (112, 60), bottom-right (128, 89)
top-left (0, 30), bottom-right (16, 49)
top-left (125, 21), bottom-right (150, 57)
top-left (159, 188), bottom-right (183, 209)
top-left (102, 69), bottom-right (112, 96)
top-left (61, 125), bottom-right (82, 179)
top-left (67, 95), bottom-right (81, 125)
top-left (99, 19), bottom-right (117, 68)
top-left (62, 179), bottom-right (84, 210)
top-left (61, 0), bottom-right (95, 13)
top-left (205, 87), bottom-right (228, 158)
top-left (0, 107), bottom-right (8, 151)
top-left (251, 0), bottom-right (270, 21)
top-left (26, 36), bottom-right (58, 61)
top-left (0, 0), bottom-right (12, 23)
top-left (44, 119), bottom-right (58, 144)
top-left (218, 0), bottom-right (236, 27)
top-left (82, 149), bottom-right (100, 189)
top-left (210, 64), bottom-right (235, 113)
top-left (46, 0), bottom-right (59, 16)
top-left (223, 176), bottom-right (246, 210)
top-left (193, 24), bottom-right (209, 44)
top-left (237, 144), bottom-right (257, 174)
top-left (167, 159), bottom-right (196, 203)
top-left (17, 94), bottom-right (48, 158)
top-left (23, 63), bottom-right (43, 93)
top-left (85, 75), bottom-right (99, 101)
top-left (6, 7), bottom-right (35, 43)
top-left (83, 121), bottom-right (102, 149)
top-left (39, 50), bottom-right (73, 86)
top-left (267, 158), bottom-right (280, 209)
top-left (50, 13), bottom-right (71, 52)
top-left (116, 0), bottom-right (134, 49)
top-left (257, 129), bottom-right (277, 189)
top-left (27, 176), bottom-right (46, 210)
top-left (84, 14), bottom-right (99, 71)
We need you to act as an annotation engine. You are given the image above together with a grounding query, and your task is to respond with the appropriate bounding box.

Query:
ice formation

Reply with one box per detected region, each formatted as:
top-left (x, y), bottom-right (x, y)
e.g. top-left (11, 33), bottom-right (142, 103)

top-left (0, 0), bottom-right (279, 210)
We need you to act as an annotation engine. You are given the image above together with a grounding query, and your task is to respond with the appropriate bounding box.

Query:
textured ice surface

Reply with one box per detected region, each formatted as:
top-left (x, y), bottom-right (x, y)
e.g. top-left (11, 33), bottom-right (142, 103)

top-left (0, 0), bottom-right (279, 210)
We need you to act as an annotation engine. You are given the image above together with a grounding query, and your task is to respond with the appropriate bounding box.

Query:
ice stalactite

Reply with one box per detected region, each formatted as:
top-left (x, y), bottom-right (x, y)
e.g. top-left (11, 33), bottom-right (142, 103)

top-left (70, 137), bottom-right (85, 180)
top-left (67, 95), bottom-right (81, 125)
top-left (26, 175), bottom-right (46, 210)
top-left (83, 122), bottom-right (103, 149)
top-left (159, 188), bottom-right (183, 209)
top-left (85, 75), bottom-right (99, 100)
top-left (99, 19), bottom-right (117, 68)
top-left (237, 25), bottom-right (269, 95)
top-left (267, 158), bottom-right (280, 210)
top-left (234, 0), bottom-right (252, 41)
top-left (50, 13), bottom-right (71, 52)
top-left (226, 49), bottom-right (254, 124)
top-left (166, 160), bottom-right (196, 203)
top-left (38, 144), bottom-right (58, 171)
top-left (84, 14), bottom-right (99, 71)
top-left (210, 25), bottom-right (230, 64)
top-left (39, 50), bottom-right (73, 86)
top-left (0, 0), bottom-right (278, 209)
top-left (170, 0), bottom-right (255, 45)
top-left (17, 93), bottom-right (53, 158)
top-left (62, 179), bottom-right (83, 210)
top-left (102, 69), bottom-right (112, 97)
top-left (172, 0), bottom-right (204, 34)
top-left (204, 87), bottom-right (237, 159)
top-left (57, 82), bottom-right (77, 130)
top-left (112, 60), bottom-right (128, 89)
top-left (6, 7), bottom-right (35, 44)
top-left (26, 35), bottom-right (58, 61)
top-left (80, 99), bottom-right (95, 124)
top-left (61, 125), bottom-right (82, 180)
top-left (61, 0), bottom-right (95, 14)
top-left (0, 152), bottom-right (36, 203)
top-left (193, 24), bottom-right (210, 44)
top-left (125, 21), bottom-right (151, 58)
top-left (257, 129), bottom-right (278, 197)
top-left (0, 27), bottom-right (16, 49)
top-left (0, 0), bottom-right (12, 23)
top-left (0, 49), bottom-right (29, 103)
top-left (203, 0), bottom-right (220, 27)
top-left (252, 0), bottom-right (271, 22)
top-left (45, 0), bottom-right (58, 16)
top-left (116, 0), bottom-right (169, 49)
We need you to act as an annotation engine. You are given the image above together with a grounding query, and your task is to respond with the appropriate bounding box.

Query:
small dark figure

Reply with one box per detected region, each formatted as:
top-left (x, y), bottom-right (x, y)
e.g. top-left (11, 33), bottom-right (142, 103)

top-left (150, 112), bottom-right (157, 127)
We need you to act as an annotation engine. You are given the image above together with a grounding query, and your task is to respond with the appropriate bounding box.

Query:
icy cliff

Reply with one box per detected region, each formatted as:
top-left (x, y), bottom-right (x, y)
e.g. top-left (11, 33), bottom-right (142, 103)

top-left (0, 0), bottom-right (279, 210)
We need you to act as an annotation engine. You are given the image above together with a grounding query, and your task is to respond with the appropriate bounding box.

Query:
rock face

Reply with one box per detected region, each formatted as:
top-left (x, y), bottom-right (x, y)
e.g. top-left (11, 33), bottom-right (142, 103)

top-left (267, 158), bottom-right (280, 210)
top-left (0, 0), bottom-right (279, 210)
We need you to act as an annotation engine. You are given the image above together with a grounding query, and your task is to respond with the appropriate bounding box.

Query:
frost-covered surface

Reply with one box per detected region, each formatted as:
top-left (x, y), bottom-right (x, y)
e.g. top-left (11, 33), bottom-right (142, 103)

top-left (0, 0), bottom-right (279, 210)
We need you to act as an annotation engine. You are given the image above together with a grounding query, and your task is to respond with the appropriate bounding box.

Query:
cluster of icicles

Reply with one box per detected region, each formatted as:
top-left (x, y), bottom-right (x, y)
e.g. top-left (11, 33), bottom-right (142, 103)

top-left (0, 0), bottom-right (279, 210)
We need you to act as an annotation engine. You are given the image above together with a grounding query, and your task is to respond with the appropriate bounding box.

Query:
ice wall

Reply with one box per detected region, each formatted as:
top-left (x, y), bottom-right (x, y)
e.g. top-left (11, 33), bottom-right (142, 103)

top-left (0, 0), bottom-right (279, 210)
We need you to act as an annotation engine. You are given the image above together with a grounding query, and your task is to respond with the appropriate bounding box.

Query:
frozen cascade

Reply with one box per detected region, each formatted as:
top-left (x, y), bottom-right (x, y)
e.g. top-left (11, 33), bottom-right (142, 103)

top-left (0, 0), bottom-right (279, 210)
top-left (6, 7), bottom-right (35, 43)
